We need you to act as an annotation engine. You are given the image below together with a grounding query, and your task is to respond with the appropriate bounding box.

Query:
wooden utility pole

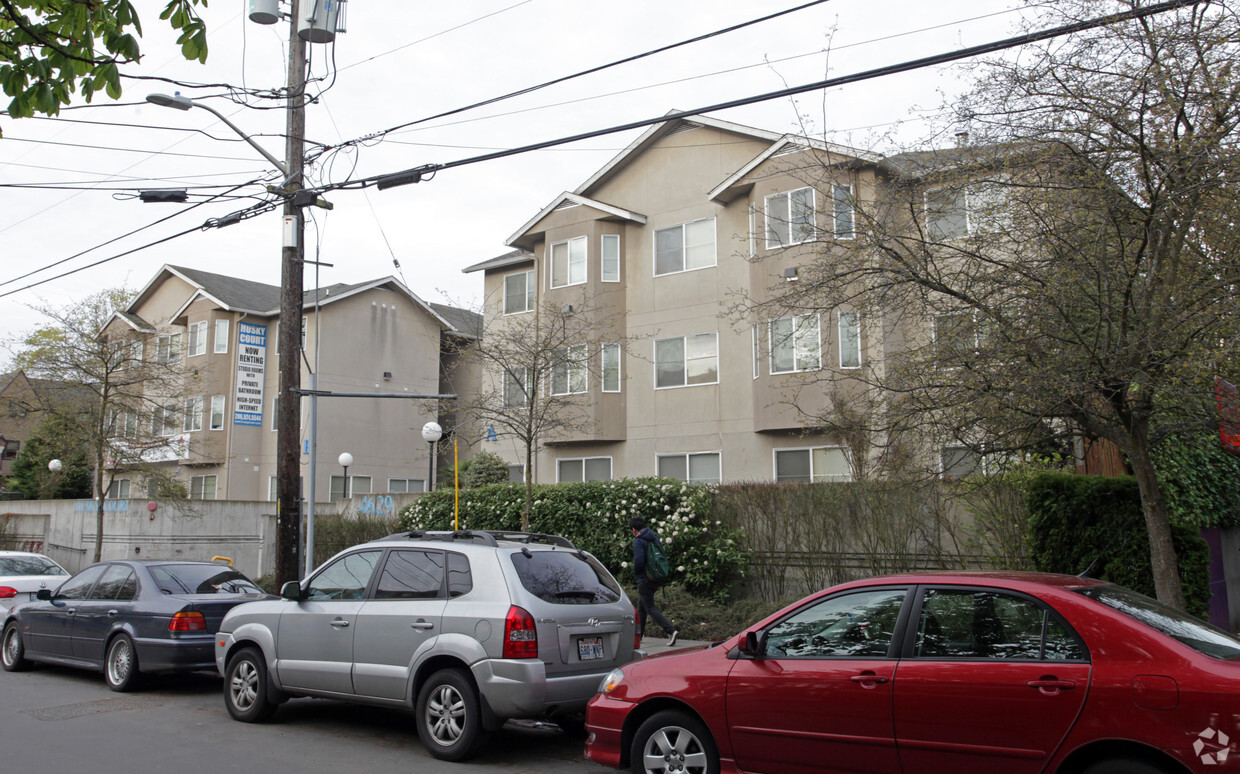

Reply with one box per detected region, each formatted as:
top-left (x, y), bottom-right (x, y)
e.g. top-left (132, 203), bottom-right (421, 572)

top-left (275, 0), bottom-right (307, 587)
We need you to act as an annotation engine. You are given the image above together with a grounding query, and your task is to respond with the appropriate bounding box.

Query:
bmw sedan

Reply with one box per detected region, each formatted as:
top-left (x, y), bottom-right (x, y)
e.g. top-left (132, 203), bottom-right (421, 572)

top-left (2, 560), bottom-right (269, 691)
top-left (0, 551), bottom-right (69, 615)
top-left (586, 571), bottom-right (1240, 774)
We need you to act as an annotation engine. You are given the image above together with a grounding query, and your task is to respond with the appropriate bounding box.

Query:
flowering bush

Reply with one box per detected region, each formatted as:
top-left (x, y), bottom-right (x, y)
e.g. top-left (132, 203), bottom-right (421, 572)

top-left (398, 478), bottom-right (747, 601)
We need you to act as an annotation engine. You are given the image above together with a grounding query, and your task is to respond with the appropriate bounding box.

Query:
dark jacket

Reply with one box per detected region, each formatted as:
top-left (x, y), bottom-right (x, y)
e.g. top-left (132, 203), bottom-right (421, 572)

top-left (633, 527), bottom-right (661, 580)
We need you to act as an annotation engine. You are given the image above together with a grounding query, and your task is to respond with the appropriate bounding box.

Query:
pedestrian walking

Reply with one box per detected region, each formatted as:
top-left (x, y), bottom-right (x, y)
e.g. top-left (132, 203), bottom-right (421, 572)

top-left (630, 516), bottom-right (678, 646)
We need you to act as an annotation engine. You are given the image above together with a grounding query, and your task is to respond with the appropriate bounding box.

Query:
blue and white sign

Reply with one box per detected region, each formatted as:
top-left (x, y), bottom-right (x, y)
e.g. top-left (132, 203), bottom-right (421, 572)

top-left (234, 322), bottom-right (267, 426)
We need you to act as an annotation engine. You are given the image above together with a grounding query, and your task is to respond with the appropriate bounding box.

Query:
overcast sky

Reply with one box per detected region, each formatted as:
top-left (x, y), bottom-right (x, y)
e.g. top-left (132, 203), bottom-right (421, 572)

top-left (0, 0), bottom-right (1030, 365)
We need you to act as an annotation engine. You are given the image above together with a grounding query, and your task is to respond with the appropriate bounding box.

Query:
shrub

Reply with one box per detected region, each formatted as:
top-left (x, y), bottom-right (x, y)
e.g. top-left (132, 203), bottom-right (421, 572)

top-left (310, 515), bottom-right (399, 567)
top-left (398, 478), bottom-right (747, 602)
top-left (460, 451), bottom-right (512, 488)
top-left (1152, 432), bottom-right (1240, 529)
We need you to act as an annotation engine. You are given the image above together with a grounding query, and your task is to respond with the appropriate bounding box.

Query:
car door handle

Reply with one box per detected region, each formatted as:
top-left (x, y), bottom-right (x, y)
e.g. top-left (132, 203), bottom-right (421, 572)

top-left (1028, 679), bottom-right (1076, 690)
top-left (850, 672), bottom-right (890, 684)
top-left (329, 619), bottom-right (350, 628)
top-left (107, 610), bottom-right (119, 617)
top-left (410, 621), bottom-right (434, 630)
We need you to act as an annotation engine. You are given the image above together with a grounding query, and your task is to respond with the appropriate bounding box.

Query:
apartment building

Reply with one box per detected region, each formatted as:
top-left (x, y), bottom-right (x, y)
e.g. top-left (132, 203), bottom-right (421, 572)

top-left (466, 115), bottom-right (900, 485)
top-left (99, 265), bottom-right (480, 502)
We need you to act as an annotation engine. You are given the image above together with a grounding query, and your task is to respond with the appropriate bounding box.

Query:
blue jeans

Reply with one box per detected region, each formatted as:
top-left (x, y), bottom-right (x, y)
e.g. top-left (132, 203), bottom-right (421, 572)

top-left (636, 577), bottom-right (673, 636)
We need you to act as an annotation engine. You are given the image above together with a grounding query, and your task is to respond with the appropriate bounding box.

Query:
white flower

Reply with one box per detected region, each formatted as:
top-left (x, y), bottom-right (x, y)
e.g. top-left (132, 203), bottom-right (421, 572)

top-left (621, 561), bottom-right (629, 568)
top-left (677, 565), bottom-right (685, 572)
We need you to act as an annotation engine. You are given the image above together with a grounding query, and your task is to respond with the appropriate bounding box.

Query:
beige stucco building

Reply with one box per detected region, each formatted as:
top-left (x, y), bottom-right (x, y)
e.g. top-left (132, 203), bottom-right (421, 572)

top-left (100, 265), bottom-right (479, 503)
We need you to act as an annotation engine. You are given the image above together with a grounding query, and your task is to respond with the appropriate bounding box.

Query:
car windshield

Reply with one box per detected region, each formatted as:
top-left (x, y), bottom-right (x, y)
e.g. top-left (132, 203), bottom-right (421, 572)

top-left (509, 550), bottom-right (622, 605)
top-left (149, 564), bottom-right (263, 595)
top-left (0, 556), bottom-right (67, 576)
top-left (1077, 584), bottom-right (1240, 659)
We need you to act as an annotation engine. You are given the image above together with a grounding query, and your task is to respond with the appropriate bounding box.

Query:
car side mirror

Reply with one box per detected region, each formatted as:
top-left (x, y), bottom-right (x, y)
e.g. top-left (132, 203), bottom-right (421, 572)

top-left (36, 589), bottom-right (52, 601)
top-left (740, 630), bottom-right (766, 658)
top-left (280, 581), bottom-right (305, 601)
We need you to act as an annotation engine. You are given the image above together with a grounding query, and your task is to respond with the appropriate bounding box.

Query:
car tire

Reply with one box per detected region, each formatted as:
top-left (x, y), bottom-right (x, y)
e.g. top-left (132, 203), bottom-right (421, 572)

top-left (1083, 760), bottom-right (1173, 774)
top-left (631, 710), bottom-right (719, 774)
top-left (105, 634), bottom-right (141, 692)
top-left (225, 647), bottom-right (279, 723)
top-left (416, 668), bottom-right (487, 761)
top-left (1, 621), bottom-right (30, 672)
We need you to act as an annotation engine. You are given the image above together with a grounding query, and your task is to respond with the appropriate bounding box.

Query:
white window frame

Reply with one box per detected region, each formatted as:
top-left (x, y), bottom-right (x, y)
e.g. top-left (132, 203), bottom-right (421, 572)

top-left (187, 321), bottom-right (207, 357)
top-left (769, 314), bottom-right (821, 374)
top-left (268, 476), bottom-right (278, 502)
top-left (123, 410), bottom-right (138, 439)
top-left (214, 319), bottom-right (230, 354)
top-left (210, 395), bottom-right (225, 431)
top-left (765, 187), bottom-right (816, 248)
top-left (654, 217), bottom-right (717, 276)
top-left (156, 332), bottom-right (181, 363)
top-left (838, 310), bottom-right (862, 369)
top-left (601, 343), bottom-right (621, 393)
top-left (654, 332), bottom-right (719, 389)
top-left (190, 474), bottom-right (217, 500)
top-left (503, 367), bottom-right (531, 408)
top-left (152, 403), bottom-right (180, 437)
top-left (601, 234), bottom-right (620, 283)
top-left (656, 451), bottom-right (722, 484)
top-left (107, 478), bottom-right (131, 499)
top-left (550, 345), bottom-right (587, 396)
top-left (925, 186), bottom-right (970, 239)
top-left (774, 446), bottom-right (853, 483)
top-left (556, 456), bottom-right (613, 483)
top-left (940, 444), bottom-right (987, 479)
top-left (833, 183), bottom-right (855, 239)
top-left (183, 396), bottom-right (203, 432)
top-left (550, 235), bottom-right (587, 288)
top-left (387, 478), bottom-right (426, 493)
top-left (503, 269), bottom-right (535, 315)
top-left (129, 339), bottom-right (143, 369)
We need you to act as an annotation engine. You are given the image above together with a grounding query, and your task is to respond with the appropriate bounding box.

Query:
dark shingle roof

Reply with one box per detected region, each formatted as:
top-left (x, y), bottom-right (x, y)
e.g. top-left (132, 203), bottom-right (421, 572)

top-left (431, 303), bottom-right (483, 338)
top-left (462, 249), bottom-right (534, 274)
top-left (169, 265), bottom-right (280, 313)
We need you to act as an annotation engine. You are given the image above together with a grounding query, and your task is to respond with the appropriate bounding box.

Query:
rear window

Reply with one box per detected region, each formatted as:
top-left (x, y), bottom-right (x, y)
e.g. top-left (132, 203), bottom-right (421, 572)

top-left (1078, 584), bottom-right (1240, 659)
top-left (509, 550), bottom-right (622, 605)
top-left (149, 565), bottom-right (263, 595)
top-left (0, 556), bottom-right (67, 576)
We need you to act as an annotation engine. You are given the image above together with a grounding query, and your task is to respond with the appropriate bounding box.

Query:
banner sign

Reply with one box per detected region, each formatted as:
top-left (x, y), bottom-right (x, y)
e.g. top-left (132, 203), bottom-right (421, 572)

top-left (234, 322), bottom-right (268, 426)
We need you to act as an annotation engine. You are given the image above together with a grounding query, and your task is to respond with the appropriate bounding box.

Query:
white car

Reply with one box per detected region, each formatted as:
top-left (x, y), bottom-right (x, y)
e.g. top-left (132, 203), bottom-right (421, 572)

top-left (0, 551), bottom-right (70, 614)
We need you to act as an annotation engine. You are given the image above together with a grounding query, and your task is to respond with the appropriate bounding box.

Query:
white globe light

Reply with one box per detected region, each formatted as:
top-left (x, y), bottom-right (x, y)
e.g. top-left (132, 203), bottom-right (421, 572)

top-left (421, 422), bottom-right (443, 443)
top-left (47, 459), bottom-right (63, 472)
top-left (337, 452), bottom-right (354, 467)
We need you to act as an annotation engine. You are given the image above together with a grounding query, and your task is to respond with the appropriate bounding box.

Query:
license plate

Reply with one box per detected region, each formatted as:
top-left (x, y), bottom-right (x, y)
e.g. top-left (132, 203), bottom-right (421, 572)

top-left (578, 636), bottom-right (604, 661)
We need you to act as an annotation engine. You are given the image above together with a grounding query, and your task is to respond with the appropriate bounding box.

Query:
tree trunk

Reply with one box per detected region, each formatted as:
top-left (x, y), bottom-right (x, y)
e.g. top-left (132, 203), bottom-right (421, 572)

top-left (1128, 419), bottom-right (1186, 611)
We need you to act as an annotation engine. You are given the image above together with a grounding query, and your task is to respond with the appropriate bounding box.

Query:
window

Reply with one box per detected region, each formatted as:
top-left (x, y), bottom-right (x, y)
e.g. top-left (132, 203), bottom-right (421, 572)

top-left (92, 565), bottom-right (137, 601)
top-left (770, 315), bottom-right (820, 374)
top-left (655, 333), bottom-right (718, 388)
top-left (374, 550), bottom-right (444, 600)
top-left (656, 452), bottom-right (721, 484)
top-left (839, 310), bottom-right (861, 369)
top-left (271, 396), bottom-right (279, 431)
top-left (188, 321), bottom-right (207, 357)
top-left (152, 403), bottom-right (180, 436)
top-left (124, 411), bottom-right (138, 439)
top-left (184, 396), bottom-right (203, 432)
top-left (214, 319), bottom-right (230, 354)
top-left (129, 340), bottom-right (143, 369)
top-left (775, 447), bottom-right (852, 482)
top-left (941, 445), bottom-right (983, 479)
top-left (557, 457), bottom-right (612, 482)
top-left (550, 235), bottom-right (587, 288)
top-left (57, 565), bottom-right (107, 601)
top-left (331, 475), bottom-right (369, 500)
top-left (268, 476), bottom-right (277, 502)
top-left (107, 479), bottom-right (131, 499)
top-left (766, 188), bottom-right (815, 248)
top-left (387, 478), bottom-right (426, 493)
top-left (934, 311), bottom-right (984, 365)
top-left (926, 187), bottom-right (969, 239)
top-left (210, 395), bottom-right (225, 430)
top-left (306, 550), bottom-right (381, 601)
top-left (551, 345), bottom-right (587, 396)
top-left (833, 184), bottom-right (855, 239)
top-left (503, 368), bottom-right (531, 408)
top-left (508, 464), bottom-right (525, 483)
top-left (601, 343), bottom-right (621, 392)
top-left (764, 589), bottom-right (906, 658)
top-left (190, 475), bottom-right (217, 500)
top-left (655, 217), bottom-right (716, 275)
top-left (352, 476), bottom-right (372, 495)
top-left (156, 332), bottom-right (181, 363)
top-left (601, 234), bottom-right (620, 282)
top-left (914, 588), bottom-right (1085, 660)
top-left (504, 270), bottom-right (534, 314)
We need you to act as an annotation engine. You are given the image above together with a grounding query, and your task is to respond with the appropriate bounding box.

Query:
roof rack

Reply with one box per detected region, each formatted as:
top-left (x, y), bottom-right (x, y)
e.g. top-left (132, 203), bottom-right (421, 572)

top-left (377, 530), bottom-right (576, 549)
top-left (483, 531), bottom-right (576, 549)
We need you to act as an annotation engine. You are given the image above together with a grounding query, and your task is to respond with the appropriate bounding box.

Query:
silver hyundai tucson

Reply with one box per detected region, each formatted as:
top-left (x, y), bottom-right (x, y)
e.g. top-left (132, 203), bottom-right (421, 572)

top-left (214, 530), bottom-right (640, 761)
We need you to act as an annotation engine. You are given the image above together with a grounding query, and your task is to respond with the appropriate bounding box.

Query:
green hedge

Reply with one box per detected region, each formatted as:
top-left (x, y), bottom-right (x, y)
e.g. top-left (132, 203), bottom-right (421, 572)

top-left (1153, 433), bottom-right (1240, 528)
top-left (1027, 472), bottom-right (1210, 617)
top-left (398, 478), bottom-right (748, 602)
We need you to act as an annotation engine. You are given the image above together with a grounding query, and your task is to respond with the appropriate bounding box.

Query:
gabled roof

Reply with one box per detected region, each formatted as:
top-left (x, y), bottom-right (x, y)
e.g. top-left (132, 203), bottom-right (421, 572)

top-left (505, 193), bottom-right (646, 251)
top-left (463, 249), bottom-right (535, 275)
top-left (110, 311), bottom-right (156, 333)
top-left (430, 303), bottom-right (483, 339)
top-left (708, 134), bottom-right (884, 204)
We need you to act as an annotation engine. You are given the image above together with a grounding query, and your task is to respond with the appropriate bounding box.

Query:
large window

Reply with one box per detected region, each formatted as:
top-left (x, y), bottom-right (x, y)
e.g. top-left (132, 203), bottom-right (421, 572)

top-left (601, 343), bottom-right (621, 393)
top-left (926, 187), bottom-right (969, 239)
top-left (557, 457), bottom-right (612, 483)
top-left (183, 396), bottom-right (203, 432)
top-left (504, 270), bottom-right (534, 314)
top-left (156, 332), bottom-right (181, 363)
top-left (934, 311), bottom-right (988, 366)
top-left (655, 333), bottom-right (718, 388)
top-left (210, 395), bottom-right (225, 430)
top-left (107, 478), bottom-right (131, 499)
top-left (190, 475), bottom-right (217, 500)
top-left (601, 234), bottom-right (620, 282)
top-left (187, 321), bottom-right (207, 357)
top-left (770, 314), bottom-right (820, 373)
top-left (766, 188), bottom-right (815, 248)
top-left (152, 403), bottom-right (180, 436)
top-left (387, 478), bottom-right (426, 493)
top-left (838, 310), bottom-right (861, 369)
top-left (550, 345), bottom-right (587, 396)
top-left (657, 452), bottom-right (721, 484)
top-left (775, 446), bottom-right (852, 482)
top-left (833, 184), bottom-right (855, 239)
top-left (503, 368), bottom-right (531, 408)
top-left (655, 217), bottom-right (716, 275)
top-left (214, 319), bottom-right (230, 354)
top-left (941, 445), bottom-right (984, 479)
top-left (550, 236), bottom-right (587, 288)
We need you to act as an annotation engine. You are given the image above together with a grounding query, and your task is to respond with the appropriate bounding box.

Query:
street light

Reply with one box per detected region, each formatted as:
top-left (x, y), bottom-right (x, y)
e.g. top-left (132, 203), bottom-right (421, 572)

top-left (421, 422), bottom-right (442, 492)
top-left (47, 459), bottom-right (62, 473)
top-left (338, 452), bottom-right (353, 500)
top-left (145, 93), bottom-right (290, 177)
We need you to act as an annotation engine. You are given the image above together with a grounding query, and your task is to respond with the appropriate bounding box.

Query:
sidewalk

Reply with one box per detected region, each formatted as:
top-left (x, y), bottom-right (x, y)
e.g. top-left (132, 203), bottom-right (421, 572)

top-left (639, 634), bottom-right (711, 656)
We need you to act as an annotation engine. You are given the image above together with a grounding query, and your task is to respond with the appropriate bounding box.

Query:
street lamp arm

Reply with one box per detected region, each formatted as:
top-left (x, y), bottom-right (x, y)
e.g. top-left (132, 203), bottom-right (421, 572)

top-left (146, 93), bottom-right (289, 177)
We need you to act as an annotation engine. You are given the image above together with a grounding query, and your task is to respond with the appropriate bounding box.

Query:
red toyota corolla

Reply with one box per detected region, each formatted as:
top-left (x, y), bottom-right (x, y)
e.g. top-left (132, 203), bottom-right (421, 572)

top-left (585, 571), bottom-right (1240, 774)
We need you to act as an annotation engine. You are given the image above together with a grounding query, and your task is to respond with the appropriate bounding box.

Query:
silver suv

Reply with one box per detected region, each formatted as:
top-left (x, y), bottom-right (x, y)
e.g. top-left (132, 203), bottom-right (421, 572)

top-left (214, 530), bottom-right (639, 761)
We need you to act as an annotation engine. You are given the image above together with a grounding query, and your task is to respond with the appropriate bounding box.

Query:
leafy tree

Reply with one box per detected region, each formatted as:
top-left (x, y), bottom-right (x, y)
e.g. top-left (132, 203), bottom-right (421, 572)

top-left (7, 411), bottom-right (91, 499)
top-left (0, 1), bottom-right (207, 129)
top-left (756, 1), bottom-right (1240, 610)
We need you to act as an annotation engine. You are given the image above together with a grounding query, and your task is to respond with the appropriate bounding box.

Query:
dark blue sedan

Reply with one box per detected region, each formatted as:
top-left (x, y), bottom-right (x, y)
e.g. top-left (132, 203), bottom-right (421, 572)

top-left (1, 560), bottom-right (270, 691)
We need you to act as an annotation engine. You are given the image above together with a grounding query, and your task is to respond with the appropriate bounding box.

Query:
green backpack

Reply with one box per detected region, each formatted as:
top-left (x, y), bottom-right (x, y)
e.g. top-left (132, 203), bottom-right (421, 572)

top-left (645, 538), bottom-right (671, 583)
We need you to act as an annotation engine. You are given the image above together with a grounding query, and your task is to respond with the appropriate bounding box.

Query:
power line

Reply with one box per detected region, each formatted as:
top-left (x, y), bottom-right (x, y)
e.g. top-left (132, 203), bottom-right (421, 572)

top-left (3, 135), bottom-right (280, 164)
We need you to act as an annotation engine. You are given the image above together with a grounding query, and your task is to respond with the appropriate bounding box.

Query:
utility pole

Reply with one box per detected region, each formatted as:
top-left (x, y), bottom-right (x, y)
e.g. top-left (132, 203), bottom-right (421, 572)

top-left (275, 0), bottom-right (307, 587)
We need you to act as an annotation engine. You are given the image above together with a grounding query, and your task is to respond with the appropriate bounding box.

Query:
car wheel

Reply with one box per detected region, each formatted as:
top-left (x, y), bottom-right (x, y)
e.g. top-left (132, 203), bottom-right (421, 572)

top-left (631, 710), bottom-right (719, 774)
top-left (416, 668), bottom-right (487, 761)
top-left (225, 647), bottom-right (278, 723)
top-left (1, 622), bottom-right (30, 672)
top-left (105, 634), bottom-right (141, 692)
top-left (1083, 760), bottom-right (1173, 774)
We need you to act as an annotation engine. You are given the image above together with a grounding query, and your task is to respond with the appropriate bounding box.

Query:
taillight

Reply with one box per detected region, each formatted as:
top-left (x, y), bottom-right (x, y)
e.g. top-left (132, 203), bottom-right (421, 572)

top-left (502, 605), bottom-right (538, 659)
top-left (633, 606), bottom-right (641, 650)
top-left (168, 611), bottom-right (207, 632)
top-left (0, 587), bottom-right (17, 599)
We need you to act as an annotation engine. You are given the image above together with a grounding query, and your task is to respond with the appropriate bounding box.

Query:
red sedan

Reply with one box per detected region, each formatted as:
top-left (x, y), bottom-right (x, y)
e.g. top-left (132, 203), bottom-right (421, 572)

top-left (585, 571), bottom-right (1240, 774)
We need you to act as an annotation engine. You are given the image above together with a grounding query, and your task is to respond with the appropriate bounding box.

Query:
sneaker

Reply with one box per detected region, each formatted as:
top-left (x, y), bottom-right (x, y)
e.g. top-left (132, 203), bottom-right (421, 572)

top-left (666, 630), bottom-right (678, 647)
